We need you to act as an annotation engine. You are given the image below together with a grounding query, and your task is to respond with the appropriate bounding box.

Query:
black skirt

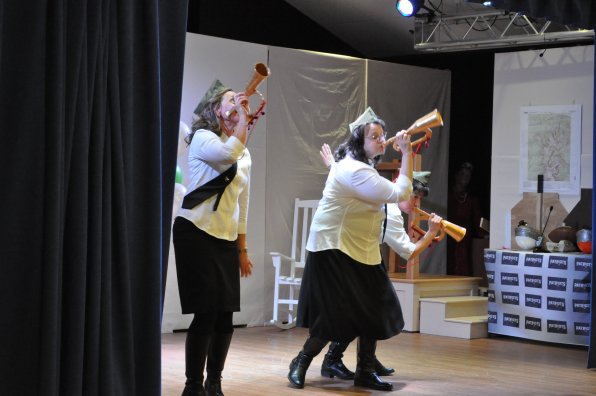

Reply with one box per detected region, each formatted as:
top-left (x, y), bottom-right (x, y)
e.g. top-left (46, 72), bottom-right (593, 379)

top-left (172, 217), bottom-right (240, 314)
top-left (296, 249), bottom-right (404, 342)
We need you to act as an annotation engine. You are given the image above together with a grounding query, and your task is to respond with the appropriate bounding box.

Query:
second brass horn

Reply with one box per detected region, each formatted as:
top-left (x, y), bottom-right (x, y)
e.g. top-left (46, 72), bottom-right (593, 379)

top-left (413, 207), bottom-right (466, 242)
top-left (385, 109), bottom-right (443, 147)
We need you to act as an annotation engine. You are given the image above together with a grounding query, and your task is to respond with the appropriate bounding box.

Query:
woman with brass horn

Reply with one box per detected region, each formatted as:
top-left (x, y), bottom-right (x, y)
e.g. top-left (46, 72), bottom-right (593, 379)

top-left (288, 107), bottom-right (415, 392)
top-left (317, 147), bottom-right (443, 381)
top-left (173, 77), bottom-right (257, 396)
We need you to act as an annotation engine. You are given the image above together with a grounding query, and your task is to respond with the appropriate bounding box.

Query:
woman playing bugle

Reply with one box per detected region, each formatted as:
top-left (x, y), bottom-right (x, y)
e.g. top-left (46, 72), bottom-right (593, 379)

top-left (173, 78), bottom-right (254, 396)
top-left (317, 145), bottom-right (443, 383)
top-left (287, 107), bottom-right (417, 392)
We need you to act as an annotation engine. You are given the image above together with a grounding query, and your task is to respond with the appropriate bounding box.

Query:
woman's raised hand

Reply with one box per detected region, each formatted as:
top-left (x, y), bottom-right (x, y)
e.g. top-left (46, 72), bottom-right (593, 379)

top-left (392, 130), bottom-right (412, 154)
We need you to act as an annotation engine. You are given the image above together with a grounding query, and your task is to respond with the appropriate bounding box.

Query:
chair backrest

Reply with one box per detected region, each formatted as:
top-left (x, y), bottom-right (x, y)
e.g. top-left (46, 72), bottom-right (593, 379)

top-left (290, 198), bottom-right (319, 274)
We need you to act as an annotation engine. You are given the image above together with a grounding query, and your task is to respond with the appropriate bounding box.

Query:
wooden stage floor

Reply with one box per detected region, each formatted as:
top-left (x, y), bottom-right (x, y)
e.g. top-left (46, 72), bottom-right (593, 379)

top-left (162, 326), bottom-right (596, 395)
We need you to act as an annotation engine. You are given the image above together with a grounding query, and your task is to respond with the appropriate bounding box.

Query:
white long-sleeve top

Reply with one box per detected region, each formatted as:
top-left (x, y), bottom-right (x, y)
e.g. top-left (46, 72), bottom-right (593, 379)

top-left (382, 203), bottom-right (416, 260)
top-left (307, 155), bottom-right (412, 265)
top-left (177, 129), bottom-right (250, 241)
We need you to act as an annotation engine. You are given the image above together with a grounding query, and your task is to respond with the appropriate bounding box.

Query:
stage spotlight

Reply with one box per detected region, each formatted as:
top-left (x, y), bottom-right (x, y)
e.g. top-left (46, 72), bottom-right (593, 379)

top-left (396, 0), bottom-right (424, 17)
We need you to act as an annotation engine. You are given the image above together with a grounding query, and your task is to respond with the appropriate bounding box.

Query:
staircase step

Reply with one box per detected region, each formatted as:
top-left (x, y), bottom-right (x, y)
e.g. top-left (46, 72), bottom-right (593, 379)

top-left (445, 315), bottom-right (488, 324)
top-left (419, 296), bottom-right (488, 318)
top-left (419, 297), bottom-right (488, 339)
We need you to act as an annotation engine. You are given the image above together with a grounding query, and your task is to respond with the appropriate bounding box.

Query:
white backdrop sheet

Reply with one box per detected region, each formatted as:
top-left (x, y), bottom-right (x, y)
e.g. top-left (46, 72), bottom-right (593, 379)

top-left (162, 34), bottom-right (451, 332)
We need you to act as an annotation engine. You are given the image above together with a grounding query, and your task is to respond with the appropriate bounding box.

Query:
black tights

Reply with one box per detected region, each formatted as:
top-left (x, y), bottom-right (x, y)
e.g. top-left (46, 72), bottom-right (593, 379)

top-left (301, 335), bottom-right (329, 358)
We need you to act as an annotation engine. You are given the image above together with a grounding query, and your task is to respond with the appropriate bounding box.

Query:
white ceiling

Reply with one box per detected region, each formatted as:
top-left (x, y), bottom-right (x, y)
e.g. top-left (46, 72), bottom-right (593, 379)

top-left (283, 0), bottom-right (488, 58)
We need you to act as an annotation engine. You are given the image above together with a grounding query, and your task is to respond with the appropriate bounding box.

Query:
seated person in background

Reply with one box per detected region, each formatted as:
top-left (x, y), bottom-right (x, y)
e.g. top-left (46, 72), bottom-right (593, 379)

top-left (317, 143), bottom-right (442, 381)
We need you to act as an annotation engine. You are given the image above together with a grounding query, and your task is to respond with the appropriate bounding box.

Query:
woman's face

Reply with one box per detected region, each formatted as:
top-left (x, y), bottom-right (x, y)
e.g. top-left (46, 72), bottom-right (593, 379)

top-left (398, 192), bottom-right (423, 214)
top-left (456, 168), bottom-right (472, 187)
top-left (363, 123), bottom-right (387, 159)
top-left (217, 90), bottom-right (246, 126)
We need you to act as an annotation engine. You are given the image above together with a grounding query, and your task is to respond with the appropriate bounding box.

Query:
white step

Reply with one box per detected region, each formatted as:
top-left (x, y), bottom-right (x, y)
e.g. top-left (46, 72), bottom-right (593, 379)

top-left (419, 296), bottom-right (488, 339)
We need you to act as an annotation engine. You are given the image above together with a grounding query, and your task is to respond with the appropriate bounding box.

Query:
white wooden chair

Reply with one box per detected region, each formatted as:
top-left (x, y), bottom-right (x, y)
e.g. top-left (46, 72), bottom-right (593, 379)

top-left (270, 198), bottom-right (319, 329)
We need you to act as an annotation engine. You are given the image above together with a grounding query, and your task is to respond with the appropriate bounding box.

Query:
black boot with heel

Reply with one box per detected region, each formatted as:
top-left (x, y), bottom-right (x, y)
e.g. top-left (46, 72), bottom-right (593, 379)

top-left (288, 336), bottom-right (327, 389)
top-left (354, 337), bottom-right (393, 391)
top-left (321, 341), bottom-right (355, 380)
top-left (204, 332), bottom-right (233, 396)
top-left (374, 357), bottom-right (395, 376)
top-left (181, 332), bottom-right (210, 396)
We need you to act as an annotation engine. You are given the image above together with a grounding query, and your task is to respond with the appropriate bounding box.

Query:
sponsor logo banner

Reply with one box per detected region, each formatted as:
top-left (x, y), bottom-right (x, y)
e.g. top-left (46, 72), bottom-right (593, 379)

top-left (486, 270), bottom-right (495, 284)
top-left (524, 254), bottom-right (543, 268)
top-left (572, 299), bottom-right (590, 313)
top-left (573, 279), bottom-right (590, 293)
top-left (488, 311), bottom-right (497, 324)
top-left (547, 320), bottom-right (568, 334)
top-left (525, 316), bottom-right (542, 331)
top-left (524, 293), bottom-right (542, 308)
top-left (574, 322), bottom-right (590, 336)
top-left (547, 276), bottom-right (567, 291)
top-left (502, 291), bottom-right (520, 305)
top-left (546, 296), bottom-right (566, 311)
top-left (503, 313), bottom-right (520, 328)
top-left (501, 272), bottom-right (519, 286)
top-left (501, 252), bottom-right (520, 266)
top-left (524, 274), bottom-right (542, 289)
top-left (487, 289), bottom-right (495, 302)
top-left (484, 250), bottom-right (496, 263)
top-left (548, 256), bottom-right (568, 270)
top-left (574, 257), bottom-right (592, 272)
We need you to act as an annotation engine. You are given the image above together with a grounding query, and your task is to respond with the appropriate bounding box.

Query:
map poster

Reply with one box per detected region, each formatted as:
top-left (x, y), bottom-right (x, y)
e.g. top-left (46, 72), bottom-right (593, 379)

top-left (520, 105), bottom-right (581, 195)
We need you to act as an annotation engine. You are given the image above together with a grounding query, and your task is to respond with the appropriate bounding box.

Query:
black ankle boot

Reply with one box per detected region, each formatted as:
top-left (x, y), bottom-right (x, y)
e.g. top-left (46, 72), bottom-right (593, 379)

top-left (182, 385), bottom-right (206, 396)
top-left (288, 335), bottom-right (327, 389)
top-left (321, 342), bottom-right (354, 380)
top-left (354, 338), bottom-right (393, 391)
top-left (205, 332), bottom-right (233, 396)
top-left (288, 352), bottom-right (313, 389)
top-left (182, 332), bottom-right (210, 396)
top-left (374, 357), bottom-right (395, 376)
top-left (204, 376), bottom-right (223, 396)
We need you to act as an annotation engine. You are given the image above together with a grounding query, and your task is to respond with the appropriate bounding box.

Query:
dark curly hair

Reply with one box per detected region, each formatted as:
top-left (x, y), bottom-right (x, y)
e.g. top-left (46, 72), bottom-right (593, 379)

top-left (334, 119), bottom-right (386, 166)
top-left (413, 179), bottom-right (429, 197)
top-left (186, 88), bottom-right (231, 145)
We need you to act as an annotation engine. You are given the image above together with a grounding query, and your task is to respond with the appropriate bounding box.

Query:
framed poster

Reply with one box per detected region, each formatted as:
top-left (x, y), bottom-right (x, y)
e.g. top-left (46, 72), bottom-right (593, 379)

top-left (520, 105), bottom-right (581, 195)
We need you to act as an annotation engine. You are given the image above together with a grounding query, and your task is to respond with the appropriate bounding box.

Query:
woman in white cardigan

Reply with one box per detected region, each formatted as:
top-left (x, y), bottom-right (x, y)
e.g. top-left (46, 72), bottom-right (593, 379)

top-left (288, 107), bottom-right (422, 392)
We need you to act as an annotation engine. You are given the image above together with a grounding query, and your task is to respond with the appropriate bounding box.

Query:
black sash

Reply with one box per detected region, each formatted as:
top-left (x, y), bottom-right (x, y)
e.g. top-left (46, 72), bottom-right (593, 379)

top-left (382, 204), bottom-right (388, 242)
top-left (181, 163), bottom-right (237, 211)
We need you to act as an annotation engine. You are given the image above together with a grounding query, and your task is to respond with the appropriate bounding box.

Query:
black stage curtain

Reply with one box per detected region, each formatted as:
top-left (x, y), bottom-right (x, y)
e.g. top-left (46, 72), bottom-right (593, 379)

top-left (0, 1), bottom-right (187, 395)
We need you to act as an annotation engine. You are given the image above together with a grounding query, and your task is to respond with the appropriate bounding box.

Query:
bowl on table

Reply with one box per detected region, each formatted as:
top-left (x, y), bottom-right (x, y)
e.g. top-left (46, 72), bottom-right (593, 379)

top-left (515, 221), bottom-right (540, 250)
top-left (576, 229), bottom-right (592, 254)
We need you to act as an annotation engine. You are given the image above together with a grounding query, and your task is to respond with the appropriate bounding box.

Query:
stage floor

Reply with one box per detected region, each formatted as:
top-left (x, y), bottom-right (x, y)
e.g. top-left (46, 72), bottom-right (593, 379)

top-left (161, 326), bottom-right (595, 395)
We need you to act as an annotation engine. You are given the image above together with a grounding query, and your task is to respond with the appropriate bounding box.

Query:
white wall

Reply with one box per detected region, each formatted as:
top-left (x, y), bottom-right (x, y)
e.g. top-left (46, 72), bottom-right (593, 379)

top-left (490, 45), bottom-right (594, 249)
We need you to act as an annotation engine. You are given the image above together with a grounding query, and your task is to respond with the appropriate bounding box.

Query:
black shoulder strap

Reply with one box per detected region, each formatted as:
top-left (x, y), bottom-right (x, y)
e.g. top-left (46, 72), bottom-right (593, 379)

top-left (382, 204), bottom-right (388, 242)
top-left (181, 163), bottom-right (237, 211)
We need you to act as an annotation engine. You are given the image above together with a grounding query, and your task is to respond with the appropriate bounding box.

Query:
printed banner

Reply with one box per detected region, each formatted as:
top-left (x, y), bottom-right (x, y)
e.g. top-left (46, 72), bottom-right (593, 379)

top-left (484, 249), bottom-right (591, 346)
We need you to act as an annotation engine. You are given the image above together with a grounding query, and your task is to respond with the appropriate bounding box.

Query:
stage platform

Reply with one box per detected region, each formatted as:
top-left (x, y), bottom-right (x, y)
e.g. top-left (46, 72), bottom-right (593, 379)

top-left (389, 274), bottom-right (483, 332)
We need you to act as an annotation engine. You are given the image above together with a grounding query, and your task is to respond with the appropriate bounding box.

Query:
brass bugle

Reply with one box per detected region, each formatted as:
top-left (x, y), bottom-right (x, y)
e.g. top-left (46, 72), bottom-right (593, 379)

top-left (384, 109), bottom-right (443, 148)
top-left (245, 62), bottom-right (271, 97)
top-left (225, 63), bottom-right (271, 118)
top-left (413, 207), bottom-right (466, 242)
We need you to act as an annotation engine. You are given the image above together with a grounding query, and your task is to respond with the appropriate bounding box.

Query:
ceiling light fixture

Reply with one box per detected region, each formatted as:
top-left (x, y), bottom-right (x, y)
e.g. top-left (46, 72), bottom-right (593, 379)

top-left (395, 0), bottom-right (424, 18)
